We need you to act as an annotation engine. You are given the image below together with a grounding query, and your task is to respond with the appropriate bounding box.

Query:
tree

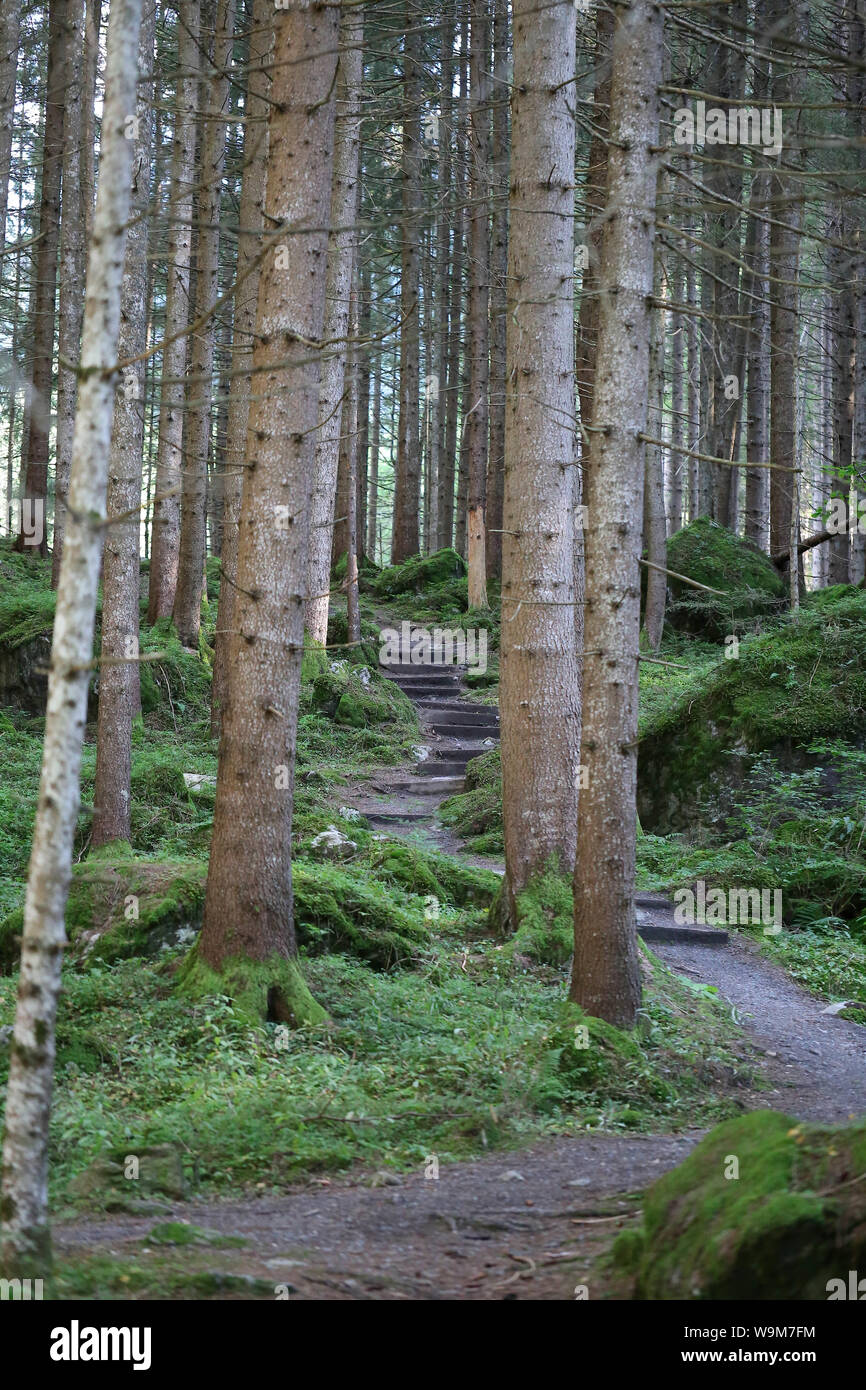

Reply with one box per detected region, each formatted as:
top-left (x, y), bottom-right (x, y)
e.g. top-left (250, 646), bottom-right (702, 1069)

top-left (147, 0), bottom-right (200, 622)
top-left (91, 1), bottom-right (156, 848)
top-left (499, 0), bottom-right (580, 927)
top-left (51, 0), bottom-right (86, 584)
top-left (173, 0), bottom-right (236, 647)
top-left (465, 0), bottom-right (490, 609)
top-left (210, 0), bottom-right (272, 735)
top-left (16, 0), bottom-right (69, 556)
top-left (0, 0), bottom-right (145, 1274)
top-left (571, 0), bottom-right (663, 1028)
top-left (305, 3), bottom-right (364, 646)
top-left (390, 3), bottom-right (422, 562)
top-left (191, 0), bottom-right (340, 1023)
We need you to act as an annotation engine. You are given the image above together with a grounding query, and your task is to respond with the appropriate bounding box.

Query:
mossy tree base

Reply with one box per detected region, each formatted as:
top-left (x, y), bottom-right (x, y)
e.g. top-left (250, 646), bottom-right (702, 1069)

top-left (177, 946), bottom-right (328, 1028)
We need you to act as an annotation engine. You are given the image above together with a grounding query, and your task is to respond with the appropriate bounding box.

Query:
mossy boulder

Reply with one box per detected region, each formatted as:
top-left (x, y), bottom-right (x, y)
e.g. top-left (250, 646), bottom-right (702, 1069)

top-left (367, 840), bottom-right (499, 907)
top-left (68, 1143), bottom-right (187, 1207)
top-left (292, 860), bottom-right (430, 967)
top-left (665, 519), bottom-right (785, 638)
top-left (612, 1110), bottom-right (866, 1299)
top-left (0, 849), bottom-right (207, 973)
top-left (306, 655), bottom-right (417, 731)
top-left (638, 590), bottom-right (866, 831)
top-left (371, 547), bottom-right (466, 597)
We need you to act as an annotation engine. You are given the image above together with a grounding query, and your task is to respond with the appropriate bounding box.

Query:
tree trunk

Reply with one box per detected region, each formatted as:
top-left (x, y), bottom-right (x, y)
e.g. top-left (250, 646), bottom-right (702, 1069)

top-left (768, 0), bottom-right (805, 565)
top-left (500, 0), bottom-right (580, 922)
top-left (571, 0), bottom-right (662, 1029)
top-left (0, 0), bottom-right (22, 253)
top-left (16, 0), bottom-right (68, 556)
top-left (466, 0), bottom-right (490, 608)
top-left (306, 4), bottom-right (363, 640)
top-left (91, 3), bottom-right (156, 848)
top-left (391, 3), bottom-right (422, 562)
top-left (210, 0), bottom-right (271, 735)
top-left (195, 0), bottom-right (338, 1021)
top-left (51, 0), bottom-right (86, 585)
top-left (147, 0), bottom-right (200, 622)
top-left (0, 0), bottom-right (144, 1275)
top-left (576, 4), bottom-right (613, 432)
top-left (366, 359), bottom-right (381, 559)
top-left (643, 250), bottom-right (666, 651)
top-left (485, 0), bottom-right (507, 580)
top-left (173, 0), bottom-right (235, 646)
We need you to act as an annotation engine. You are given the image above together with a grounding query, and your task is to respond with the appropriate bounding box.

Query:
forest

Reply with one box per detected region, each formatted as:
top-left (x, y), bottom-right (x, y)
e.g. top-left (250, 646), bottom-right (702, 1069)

top-left (1, 0), bottom-right (866, 1327)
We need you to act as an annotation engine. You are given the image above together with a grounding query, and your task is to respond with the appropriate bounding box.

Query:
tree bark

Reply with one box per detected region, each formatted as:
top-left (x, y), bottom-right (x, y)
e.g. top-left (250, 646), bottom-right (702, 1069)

top-left (306, 4), bottom-right (363, 641)
top-left (465, 0), bottom-right (490, 608)
top-left (92, 3), bottom-right (156, 848)
top-left (210, 0), bottom-right (271, 735)
top-left (147, 0), bottom-right (200, 621)
top-left (485, 0), bottom-right (507, 580)
top-left (196, 0), bottom-right (338, 1007)
top-left (173, 0), bottom-right (235, 646)
top-left (0, 0), bottom-right (144, 1275)
top-left (51, 0), bottom-right (86, 585)
top-left (571, 0), bottom-right (662, 1029)
top-left (391, 3), bottom-right (422, 562)
top-left (16, 0), bottom-right (68, 556)
top-left (500, 0), bottom-right (580, 922)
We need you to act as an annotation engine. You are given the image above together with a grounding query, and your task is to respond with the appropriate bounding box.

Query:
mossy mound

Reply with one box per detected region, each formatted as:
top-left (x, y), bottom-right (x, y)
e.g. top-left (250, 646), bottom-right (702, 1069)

top-left (638, 590), bottom-right (866, 830)
top-left (439, 746), bottom-right (503, 853)
top-left (137, 620), bottom-right (212, 725)
top-left (666, 519), bottom-right (785, 638)
top-left (612, 1110), bottom-right (866, 1299)
top-left (292, 860), bottom-right (430, 967)
top-left (371, 547), bottom-right (466, 597)
top-left (0, 849), bottom-right (208, 972)
top-left (495, 859), bottom-right (573, 965)
top-left (303, 649), bottom-right (417, 732)
top-left (0, 543), bottom-right (58, 714)
top-left (367, 840), bottom-right (499, 907)
top-left (0, 851), bottom-right (434, 975)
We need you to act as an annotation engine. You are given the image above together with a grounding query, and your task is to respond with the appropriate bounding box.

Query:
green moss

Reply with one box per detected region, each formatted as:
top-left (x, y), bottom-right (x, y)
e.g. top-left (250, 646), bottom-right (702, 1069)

top-left (665, 519), bottom-right (785, 638)
top-left (638, 590), bottom-right (866, 831)
top-left (293, 860), bottom-right (430, 967)
top-left (367, 840), bottom-right (499, 907)
top-left (439, 746), bottom-right (503, 851)
top-left (501, 859), bottom-right (573, 965)
top-left (371, 547), bottom-right (466, 597)
top-left (0, 855), bottom-right (207, 973)
top-left (177, 948), bottom-right (328, 1028)
top-left (612, 1110), bottom-right (866, 1299)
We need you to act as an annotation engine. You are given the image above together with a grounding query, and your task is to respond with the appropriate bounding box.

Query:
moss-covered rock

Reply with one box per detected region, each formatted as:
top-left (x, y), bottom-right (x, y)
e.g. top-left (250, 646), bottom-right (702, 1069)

top-left (305, 655), bottom-right (417, 732)
top-left (612, 1110), bottom-right (866, 1299)
top-left (367, 840), bottom-right (499, 907)
top-left (665, 519), bottom-right (785, 638)
top-left (0, 851), bottom-right (207, 973)
top-left (371, 547), bottom-right (466, 597)
top-left (638, 590), bottom-right (866, 830)
top-left (68, 1144), bottom-right (187, 1206)
top-left (292, 860), bottom-right (430, 967)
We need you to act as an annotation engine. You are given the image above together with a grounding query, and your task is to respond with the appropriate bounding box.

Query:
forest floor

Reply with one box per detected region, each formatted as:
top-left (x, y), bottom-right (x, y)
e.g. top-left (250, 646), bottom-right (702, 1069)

top-left (49, 916), bottom-right (866, 1300)
top-left (46, 677), bottom-right (866, 1300)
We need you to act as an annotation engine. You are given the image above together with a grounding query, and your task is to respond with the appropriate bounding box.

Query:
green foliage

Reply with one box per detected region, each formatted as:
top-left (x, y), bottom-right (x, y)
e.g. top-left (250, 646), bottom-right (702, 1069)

top-left (612, 1110), bottom-right (866, 1298)
top-left (639, 590), bottom-right (866, 831)
top-left (0, 542), bottom-right (58, 649)
top-left (0, 936), bottom-right (754, 1207)
top-left (501, 858), bottom-right (574, 966)
top-left (439, 745), bottom-right (503, 852)
top-left (665, 518), bottom-right (785, 638)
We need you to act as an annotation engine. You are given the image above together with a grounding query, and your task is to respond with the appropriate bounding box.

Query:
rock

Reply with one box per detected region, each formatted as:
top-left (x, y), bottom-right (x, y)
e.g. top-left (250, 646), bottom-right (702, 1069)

top-left (338, 806), bottom-right (362, 822)
top-left (69, 1144), bottom-right (187, 1204)
top-left (0, 1024), bottom-right (13, 1049)
top-left (413, 745), bottom-right (431, 762)
top-left (499, 1170), bottom-right (525, 1182)
top-left (309, 825), bottom-right (358, 860)
top-left (183, 772), bottom-right (216, 793)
